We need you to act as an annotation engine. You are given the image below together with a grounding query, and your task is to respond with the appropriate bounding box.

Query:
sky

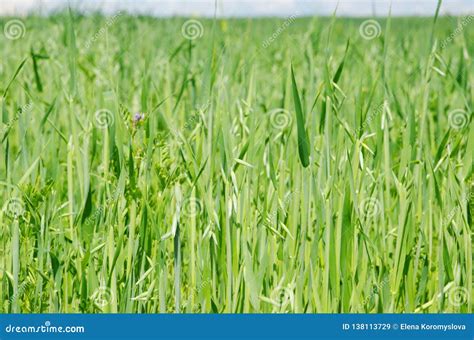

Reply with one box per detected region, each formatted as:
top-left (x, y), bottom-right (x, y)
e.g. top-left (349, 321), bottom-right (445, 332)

top-left (1, 0), bottom-right (473, 17)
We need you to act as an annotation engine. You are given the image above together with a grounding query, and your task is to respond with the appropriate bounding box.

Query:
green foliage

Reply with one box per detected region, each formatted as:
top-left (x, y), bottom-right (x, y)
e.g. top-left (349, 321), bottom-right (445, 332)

top-left (0, 12), bottom-right (472, 313)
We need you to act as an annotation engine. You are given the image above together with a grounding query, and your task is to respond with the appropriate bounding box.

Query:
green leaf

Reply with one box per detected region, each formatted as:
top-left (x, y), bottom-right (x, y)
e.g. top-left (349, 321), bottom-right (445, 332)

top-left (40, 97), bottom-right (57, 128)
top-left (290, 64), bottom-right (310, 168)
top-left (2, 58), bottom-right (27, 99)
top-left (129, 143), bottom-right (135, 188)
top-left (333, 39), bottom-right (350, 84)
top-left (50, 252), bottom-right (60, 278)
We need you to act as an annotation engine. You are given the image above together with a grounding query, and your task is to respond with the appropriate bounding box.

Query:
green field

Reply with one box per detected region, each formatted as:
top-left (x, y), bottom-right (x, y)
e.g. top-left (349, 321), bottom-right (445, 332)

top-left (0, 9), bottom-right (473, 313)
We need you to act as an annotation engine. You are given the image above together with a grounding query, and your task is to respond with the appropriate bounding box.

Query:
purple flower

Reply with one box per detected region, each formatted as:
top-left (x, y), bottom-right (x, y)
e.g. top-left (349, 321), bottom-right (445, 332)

top-left (133, 112), bottom-right (145, 124)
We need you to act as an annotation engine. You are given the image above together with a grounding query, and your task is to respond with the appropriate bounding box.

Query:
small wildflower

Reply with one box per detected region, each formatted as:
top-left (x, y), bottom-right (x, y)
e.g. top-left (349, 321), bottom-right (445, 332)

top-left (133, 112), bottom-right (145, 125)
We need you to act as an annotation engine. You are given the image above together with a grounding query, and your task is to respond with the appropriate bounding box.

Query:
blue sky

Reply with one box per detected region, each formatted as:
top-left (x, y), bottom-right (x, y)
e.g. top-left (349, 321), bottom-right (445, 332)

top-left (1, 0), bottom-right (473, 17)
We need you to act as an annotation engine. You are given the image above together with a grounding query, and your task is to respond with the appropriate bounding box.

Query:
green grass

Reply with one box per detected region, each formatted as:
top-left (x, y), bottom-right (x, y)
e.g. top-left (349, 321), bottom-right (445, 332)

top-left (0, 10), bottom-right (473, 313)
